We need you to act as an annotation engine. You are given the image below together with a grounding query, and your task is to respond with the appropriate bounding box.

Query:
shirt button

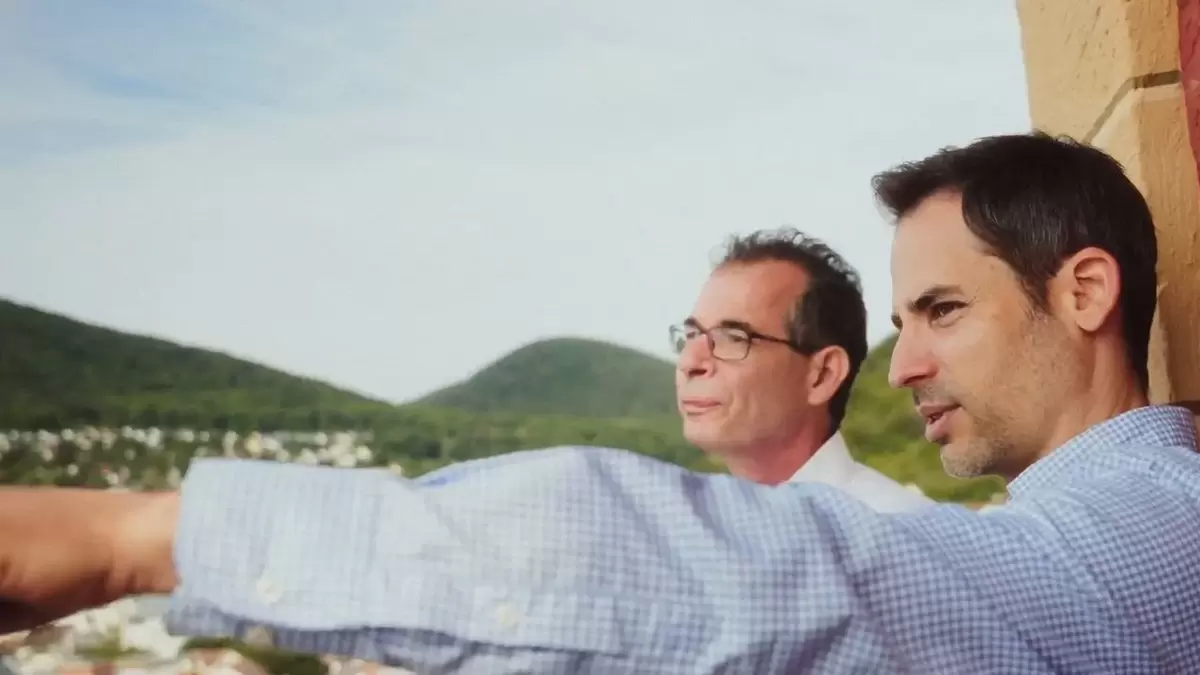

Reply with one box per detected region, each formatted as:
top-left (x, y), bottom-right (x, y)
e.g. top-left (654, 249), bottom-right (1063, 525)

top-left (255, 576), bottom-right (284, 605)
top-left (493, 603), bottom-right (521, 629)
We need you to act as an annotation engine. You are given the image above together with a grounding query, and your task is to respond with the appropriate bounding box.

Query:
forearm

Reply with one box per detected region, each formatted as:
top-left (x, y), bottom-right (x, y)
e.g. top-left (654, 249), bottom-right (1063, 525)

top-left (113, 489), bottom-right (180, 596)
top-left (168, 460), bottom-right (397, 630)
top-left (0, 485), bottom-right (125, 551)
top-left (164, 460), bottom-right (571, 670)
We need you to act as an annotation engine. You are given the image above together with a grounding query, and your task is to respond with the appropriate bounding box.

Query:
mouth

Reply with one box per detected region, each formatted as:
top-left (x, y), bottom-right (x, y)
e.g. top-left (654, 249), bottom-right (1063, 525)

top-left (919, 404), bottom-right (960, 444)
top-left (680, 399), bottom-right (721, 415)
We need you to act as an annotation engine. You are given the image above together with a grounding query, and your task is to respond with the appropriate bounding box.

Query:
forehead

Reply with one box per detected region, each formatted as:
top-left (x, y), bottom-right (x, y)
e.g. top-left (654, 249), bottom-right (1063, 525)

top-left (890, 192), bottom-right (1012, 309)
top-left (692, 260), bottom-right (808, 329)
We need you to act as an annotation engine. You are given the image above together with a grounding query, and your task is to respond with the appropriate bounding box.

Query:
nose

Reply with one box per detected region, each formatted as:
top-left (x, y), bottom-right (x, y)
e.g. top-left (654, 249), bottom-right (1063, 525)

top-left (676, 333), bottom-right (715, 378)
top-left (887, 327), bottom-right (936, 390)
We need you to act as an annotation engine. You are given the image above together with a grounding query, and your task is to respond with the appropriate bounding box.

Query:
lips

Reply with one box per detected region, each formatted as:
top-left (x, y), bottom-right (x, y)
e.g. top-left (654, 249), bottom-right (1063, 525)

top-left (917, 403), bottom-right (960, 444)
top-left (680, 399), bottom-right (721, 414)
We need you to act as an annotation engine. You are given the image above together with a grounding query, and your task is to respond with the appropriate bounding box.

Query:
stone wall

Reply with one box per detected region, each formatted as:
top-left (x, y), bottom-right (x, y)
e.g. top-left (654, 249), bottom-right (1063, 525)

top-left (1016, 0), bottom-right (1200, 408)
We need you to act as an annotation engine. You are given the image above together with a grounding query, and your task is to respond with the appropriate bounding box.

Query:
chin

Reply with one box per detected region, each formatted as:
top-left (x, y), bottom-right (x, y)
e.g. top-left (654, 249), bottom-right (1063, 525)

top-left (682, 423), bottom-right (711, 447)
top-left (683, 421), bottom-right (725, 452)
top-left (939, 442), bottom-right (990, 479)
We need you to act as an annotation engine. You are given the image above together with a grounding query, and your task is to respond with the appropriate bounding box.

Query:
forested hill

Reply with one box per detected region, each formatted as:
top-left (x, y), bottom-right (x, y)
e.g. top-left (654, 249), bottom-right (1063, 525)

top-left (0, 297), bottom-right (387, 428)
top-left (420, 336), bottom-right (677, 417)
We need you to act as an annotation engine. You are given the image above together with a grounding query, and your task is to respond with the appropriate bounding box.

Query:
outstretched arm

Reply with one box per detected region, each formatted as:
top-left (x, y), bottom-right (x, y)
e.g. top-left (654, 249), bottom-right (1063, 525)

top-left (160, 447), bottom-right (1142, 674)
top-left (1, 446), bottom-right (1152, 674)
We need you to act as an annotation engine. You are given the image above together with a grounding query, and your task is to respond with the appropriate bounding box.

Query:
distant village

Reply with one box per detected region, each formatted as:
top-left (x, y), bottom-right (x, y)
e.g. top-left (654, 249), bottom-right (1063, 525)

top-left (0, 425), bottom-right (405, 491)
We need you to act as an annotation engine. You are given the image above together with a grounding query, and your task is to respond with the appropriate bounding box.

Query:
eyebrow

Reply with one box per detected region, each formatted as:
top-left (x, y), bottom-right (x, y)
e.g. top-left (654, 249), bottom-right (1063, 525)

top-left (682, 316), bottom-right (754, 332)
top-left (890, 284), bottom-right (965, 328)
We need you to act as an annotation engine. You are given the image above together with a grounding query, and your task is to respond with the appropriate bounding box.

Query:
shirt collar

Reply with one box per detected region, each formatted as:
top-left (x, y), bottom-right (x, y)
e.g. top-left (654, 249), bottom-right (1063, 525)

top-left (787, 431), bottom-right (857, 486)
top-left (1007, 404), bottom-right (1198, 498)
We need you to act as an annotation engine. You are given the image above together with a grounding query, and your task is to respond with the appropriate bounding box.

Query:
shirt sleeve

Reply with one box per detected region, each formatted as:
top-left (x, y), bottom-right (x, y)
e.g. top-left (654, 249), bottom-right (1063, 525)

top-left (163, 446), bottom-right (1149, 674)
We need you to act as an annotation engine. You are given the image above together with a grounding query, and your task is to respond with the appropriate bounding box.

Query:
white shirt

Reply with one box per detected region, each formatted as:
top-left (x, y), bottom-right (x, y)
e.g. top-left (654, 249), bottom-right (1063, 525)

top-left (787, 431), bottom-right (934, 512)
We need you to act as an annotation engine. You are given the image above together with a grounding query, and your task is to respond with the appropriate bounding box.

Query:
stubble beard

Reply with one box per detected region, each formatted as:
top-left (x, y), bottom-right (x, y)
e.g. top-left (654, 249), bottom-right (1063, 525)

top-left (940, 311), bottom-right (1065, 480)
top-left (940, 415), bottom-right (1017, 479)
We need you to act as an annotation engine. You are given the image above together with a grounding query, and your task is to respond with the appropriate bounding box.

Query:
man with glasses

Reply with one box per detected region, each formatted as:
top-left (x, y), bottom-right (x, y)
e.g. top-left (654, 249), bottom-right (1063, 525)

top-left (670, 229), bottom-right (931, 511)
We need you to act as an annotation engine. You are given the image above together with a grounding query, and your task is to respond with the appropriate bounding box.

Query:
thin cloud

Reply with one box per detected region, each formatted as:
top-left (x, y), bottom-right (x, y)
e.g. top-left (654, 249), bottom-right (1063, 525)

top-left (0, 0), bottom-right (1031, 402)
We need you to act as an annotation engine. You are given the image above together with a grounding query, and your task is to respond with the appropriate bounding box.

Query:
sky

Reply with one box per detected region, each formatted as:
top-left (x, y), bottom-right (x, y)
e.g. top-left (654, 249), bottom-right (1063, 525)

top-left (0, 0), bottom-right (1033, 404)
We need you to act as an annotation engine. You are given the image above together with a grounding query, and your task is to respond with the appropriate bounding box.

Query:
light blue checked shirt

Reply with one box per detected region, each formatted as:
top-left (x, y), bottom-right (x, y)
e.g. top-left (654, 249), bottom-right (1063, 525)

top-left (165, 405), bottom-right (1200, 674)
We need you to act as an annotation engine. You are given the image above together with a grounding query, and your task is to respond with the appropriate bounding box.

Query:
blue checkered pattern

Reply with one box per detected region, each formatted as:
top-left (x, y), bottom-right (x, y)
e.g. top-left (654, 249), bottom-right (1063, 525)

top-left (165, 405), bottom-right (1200, 674)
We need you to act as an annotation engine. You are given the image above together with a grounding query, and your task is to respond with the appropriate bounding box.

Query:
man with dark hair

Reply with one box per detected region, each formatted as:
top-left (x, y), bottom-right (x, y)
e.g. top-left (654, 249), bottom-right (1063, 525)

top-left (673, 227), bottom-right (929, 510)
top-left (873, 131), bottom-right (1160, 481)
top-left (6, 132), bottom-right (1200, 674)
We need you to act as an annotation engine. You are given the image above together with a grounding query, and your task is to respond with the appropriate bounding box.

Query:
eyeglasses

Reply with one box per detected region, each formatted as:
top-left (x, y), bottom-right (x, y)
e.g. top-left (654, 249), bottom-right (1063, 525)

top-left (669, 322), bottom-right (807, 362)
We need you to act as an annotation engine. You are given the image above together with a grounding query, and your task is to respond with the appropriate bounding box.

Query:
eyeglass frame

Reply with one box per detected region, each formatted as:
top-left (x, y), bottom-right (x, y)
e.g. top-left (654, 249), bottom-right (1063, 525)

top-left (668, 319), bottom-right (811, 362)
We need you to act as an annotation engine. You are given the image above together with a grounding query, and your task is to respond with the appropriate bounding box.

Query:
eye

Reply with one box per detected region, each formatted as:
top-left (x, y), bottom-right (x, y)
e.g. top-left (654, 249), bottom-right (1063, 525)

top-left (724, 329), bottom-right (751, 343)
top-left (930, 301), bottom-right (966, 322)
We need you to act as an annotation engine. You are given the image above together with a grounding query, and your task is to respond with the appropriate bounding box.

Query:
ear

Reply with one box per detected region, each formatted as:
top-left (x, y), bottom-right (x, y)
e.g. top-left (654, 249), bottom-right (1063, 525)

top-left (1050, 246), bottom-right (1121, 334)
top-left (806, 345), bottom-right (850, 407)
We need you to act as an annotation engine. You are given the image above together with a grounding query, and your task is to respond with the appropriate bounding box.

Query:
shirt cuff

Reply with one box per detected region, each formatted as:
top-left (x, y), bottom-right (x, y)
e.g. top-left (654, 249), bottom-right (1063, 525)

top-left (165, 458), bottom-right (392, 631)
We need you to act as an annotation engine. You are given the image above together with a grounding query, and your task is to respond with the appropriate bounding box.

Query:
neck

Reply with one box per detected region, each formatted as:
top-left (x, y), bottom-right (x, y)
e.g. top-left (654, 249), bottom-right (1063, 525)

top-left (721, 422), bottom-right (832, 485)
top-left (1037, 359), bottom-right (1149, 466)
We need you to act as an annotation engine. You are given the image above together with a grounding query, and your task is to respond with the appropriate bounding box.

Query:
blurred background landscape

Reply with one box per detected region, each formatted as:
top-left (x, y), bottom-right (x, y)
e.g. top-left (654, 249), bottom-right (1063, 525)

top-left (0, 296), bottom-right (1005, 503)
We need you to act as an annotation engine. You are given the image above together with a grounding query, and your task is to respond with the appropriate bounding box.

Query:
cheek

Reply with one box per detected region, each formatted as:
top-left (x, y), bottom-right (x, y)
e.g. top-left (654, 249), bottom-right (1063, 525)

top-left (936, 319), bottom-right (1004, 385)
top-left (735, 362), bottom-right (800, 415)
top-left (718, 370), bottom-right (756, 414)
top-left (943, 329), bottom-right (1033, 416)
